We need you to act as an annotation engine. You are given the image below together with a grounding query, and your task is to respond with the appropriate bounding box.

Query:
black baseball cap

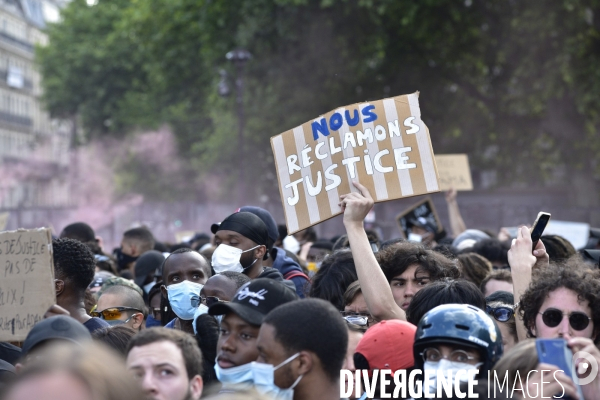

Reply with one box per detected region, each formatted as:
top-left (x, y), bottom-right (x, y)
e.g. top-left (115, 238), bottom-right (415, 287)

top-left (209, 278), bottom-right (298, 326)
top-left (211, 212), bottom-right (269, 247)
top-left (21, 316), bottom-right (92, 357)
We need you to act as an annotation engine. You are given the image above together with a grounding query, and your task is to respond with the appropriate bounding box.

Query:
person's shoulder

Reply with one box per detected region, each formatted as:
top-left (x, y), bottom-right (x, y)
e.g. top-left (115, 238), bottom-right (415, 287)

top-left (258, 267), bottom-right (285, 280)
top-left (164, 318), bottom-right (177, 329)
top-left (83, 317), bottom-right (110, 333)
top-left (271, 247), bottom-right (303, 274)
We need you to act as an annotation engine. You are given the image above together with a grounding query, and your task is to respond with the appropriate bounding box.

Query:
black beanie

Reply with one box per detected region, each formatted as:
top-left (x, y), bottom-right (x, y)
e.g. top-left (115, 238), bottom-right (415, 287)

top-left (212, 212), bottom-right (269, 246)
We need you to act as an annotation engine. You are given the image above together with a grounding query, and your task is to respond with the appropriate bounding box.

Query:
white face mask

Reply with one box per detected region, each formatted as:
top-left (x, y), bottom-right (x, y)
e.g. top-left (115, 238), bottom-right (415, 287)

top-left (215, 353), bottom-right (302, 400)
top-left (408, 233), bottom-right (423, 242)
top-left (211, 244), bottom-right (260, 274)
top-left (282, 235), bottom-right (300, 254)
top-left (423, 359), bottom-right (481, 395)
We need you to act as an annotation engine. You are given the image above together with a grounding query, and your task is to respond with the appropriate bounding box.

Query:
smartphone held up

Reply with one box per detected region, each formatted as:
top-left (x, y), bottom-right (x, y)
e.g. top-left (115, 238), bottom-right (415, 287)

top-left (531, 212), bottom-right (551, 250)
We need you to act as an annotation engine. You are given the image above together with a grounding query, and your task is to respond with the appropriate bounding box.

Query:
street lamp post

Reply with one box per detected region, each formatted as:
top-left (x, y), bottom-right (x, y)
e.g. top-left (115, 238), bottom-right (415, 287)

top-left (225, 49), bottom-right (252, 206)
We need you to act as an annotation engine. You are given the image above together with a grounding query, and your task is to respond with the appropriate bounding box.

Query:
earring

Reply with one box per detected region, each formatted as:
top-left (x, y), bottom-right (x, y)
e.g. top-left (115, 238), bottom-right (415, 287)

top-left (164, 306), bottom-right (168, 312)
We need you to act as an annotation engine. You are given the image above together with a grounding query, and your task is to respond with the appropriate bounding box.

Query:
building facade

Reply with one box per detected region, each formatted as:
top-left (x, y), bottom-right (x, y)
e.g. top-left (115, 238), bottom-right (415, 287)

top-left (0, 0), bottom-right (71, 213)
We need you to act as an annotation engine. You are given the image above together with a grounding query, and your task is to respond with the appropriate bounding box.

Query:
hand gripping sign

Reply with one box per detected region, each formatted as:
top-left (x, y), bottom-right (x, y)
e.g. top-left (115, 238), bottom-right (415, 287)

top-left (271, 92), bottom-right (441, 234)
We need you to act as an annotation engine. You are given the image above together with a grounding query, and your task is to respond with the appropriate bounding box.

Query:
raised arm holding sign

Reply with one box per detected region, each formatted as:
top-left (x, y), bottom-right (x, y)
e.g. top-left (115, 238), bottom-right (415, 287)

top-left (341, 181), bottom-right (406, 322)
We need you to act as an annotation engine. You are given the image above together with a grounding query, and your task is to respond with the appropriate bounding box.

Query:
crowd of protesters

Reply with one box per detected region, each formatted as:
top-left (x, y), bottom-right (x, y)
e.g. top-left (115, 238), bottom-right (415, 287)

top-left (1, 184), bottom-right (600, 400)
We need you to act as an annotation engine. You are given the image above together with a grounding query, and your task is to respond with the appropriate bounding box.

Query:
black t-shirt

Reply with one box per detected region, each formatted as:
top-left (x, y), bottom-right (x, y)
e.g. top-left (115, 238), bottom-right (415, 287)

top-left (83, 317), bottom-right (110, 333)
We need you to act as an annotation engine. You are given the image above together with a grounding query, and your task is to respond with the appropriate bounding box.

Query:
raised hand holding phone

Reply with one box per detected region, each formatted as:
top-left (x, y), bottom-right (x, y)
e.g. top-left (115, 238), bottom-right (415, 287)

top-left (509, 224), bottom-right (549, 342)
top-left (530, 212), bottom-right (551, 250)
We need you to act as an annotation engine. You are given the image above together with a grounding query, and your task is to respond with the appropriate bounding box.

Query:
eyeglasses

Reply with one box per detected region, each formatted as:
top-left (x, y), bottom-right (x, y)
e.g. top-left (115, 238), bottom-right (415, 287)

top-left (486, 306), bottom-right (514, 322)
top-left (91, 307), bottom-right (143, 321)
top-left (421, 348), bottom-right (478, 364)
top-left (191, 295), bottom-right (227, 308)
top-left (539, 308), bottom-right (592, 331)
top-left (340, 311), bottom-right (373, 327)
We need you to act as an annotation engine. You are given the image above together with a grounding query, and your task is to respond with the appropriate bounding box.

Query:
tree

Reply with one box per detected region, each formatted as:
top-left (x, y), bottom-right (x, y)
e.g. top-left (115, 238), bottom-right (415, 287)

top-left (37, 0), bottom-right (600, 205)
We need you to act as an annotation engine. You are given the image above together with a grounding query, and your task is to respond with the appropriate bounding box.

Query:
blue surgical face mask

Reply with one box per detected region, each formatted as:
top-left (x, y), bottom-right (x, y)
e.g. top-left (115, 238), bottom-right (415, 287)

top-left (214, 353), bottom-right (302, 400)
top-left (145, 314), bottom-right (162, 328)
top-left (166, 280), bottom-right (204, 320)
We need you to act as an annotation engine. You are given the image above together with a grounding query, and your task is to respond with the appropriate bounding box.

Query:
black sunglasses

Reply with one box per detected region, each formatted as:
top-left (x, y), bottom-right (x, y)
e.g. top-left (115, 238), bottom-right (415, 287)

top-left (486, 306), bottom-right (514, 322)
top-left (539, 308), bottom-right (591, 331)
top-left (191, 295), bottom-right (226, 308)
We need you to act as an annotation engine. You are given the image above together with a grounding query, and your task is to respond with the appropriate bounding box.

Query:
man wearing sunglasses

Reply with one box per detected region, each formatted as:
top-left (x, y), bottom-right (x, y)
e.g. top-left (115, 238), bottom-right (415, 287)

top-left (95, 284), bottom-right (146, 330)
top-left (519, 262), bottom-right (600, 343)
top-left (517, 261), bottom-right (600, 400)
top-left (199, 272), bottom-right (250, 308)
top-left (485, 291), bottom-right (518, 352)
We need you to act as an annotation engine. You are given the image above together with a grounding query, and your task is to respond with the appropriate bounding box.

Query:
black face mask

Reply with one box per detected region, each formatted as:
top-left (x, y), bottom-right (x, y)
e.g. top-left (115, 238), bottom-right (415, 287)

top-left (115, 248), bottom-right (138, 271)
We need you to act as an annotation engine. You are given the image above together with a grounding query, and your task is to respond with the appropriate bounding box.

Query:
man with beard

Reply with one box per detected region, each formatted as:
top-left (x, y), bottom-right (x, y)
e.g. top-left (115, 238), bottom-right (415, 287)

top-left (211, 212), bottom-right (272, 279)
top-left (116, 227), bottom-right (155, 273)
top-left (126, 328), bottom-right (203, 400)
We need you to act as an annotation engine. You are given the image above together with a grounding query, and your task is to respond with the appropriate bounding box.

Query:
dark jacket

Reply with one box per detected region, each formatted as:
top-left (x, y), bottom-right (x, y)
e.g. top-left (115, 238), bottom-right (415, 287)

top-left (268, 247), bottom-right (311, 298)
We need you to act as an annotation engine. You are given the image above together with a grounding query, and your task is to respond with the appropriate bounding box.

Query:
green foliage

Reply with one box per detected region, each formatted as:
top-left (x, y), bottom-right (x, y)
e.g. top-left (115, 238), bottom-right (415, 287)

top-left (36, 0), bottom-right (600, 201)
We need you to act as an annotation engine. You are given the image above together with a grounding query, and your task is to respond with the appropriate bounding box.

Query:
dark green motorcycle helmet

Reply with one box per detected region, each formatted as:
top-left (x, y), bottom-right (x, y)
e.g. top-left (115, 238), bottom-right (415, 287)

top-left (413, 304), bottom-right (503, 373)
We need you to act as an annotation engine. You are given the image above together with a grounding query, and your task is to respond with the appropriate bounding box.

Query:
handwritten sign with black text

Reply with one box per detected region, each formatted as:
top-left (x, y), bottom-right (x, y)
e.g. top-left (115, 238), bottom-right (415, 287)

top-left (0, 228), bottom-right (55, 341)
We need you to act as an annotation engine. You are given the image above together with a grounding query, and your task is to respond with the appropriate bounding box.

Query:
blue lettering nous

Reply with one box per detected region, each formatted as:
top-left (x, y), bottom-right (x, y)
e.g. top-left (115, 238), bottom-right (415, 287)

top-left (311, 106), bottom-right (378, 140)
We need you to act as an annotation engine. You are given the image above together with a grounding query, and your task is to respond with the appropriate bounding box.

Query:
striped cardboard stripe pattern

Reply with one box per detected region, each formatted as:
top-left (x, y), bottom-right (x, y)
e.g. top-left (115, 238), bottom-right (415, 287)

top-left (271, 92), bottom-right (440, 234)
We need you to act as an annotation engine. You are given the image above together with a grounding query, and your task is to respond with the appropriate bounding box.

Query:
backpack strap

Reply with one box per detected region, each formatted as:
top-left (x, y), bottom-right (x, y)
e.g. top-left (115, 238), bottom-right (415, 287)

top-left (284, 270), bottom-right (311, 283)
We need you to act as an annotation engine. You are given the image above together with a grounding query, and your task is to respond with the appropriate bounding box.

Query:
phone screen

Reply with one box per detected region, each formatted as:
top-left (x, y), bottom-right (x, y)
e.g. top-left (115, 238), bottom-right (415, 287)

top-left (530, 212), bottom-right (551, 247)
top-left (535, 339), bottom-right (583, 399)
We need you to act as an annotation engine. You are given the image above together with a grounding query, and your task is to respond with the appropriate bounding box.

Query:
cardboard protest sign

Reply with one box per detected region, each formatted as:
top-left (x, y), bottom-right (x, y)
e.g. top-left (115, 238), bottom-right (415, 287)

top-left (0, 228), bottom-right (55, 341)
top-left (0, 212), bottom-right (8, 231)
top-left (396, 197), bottom-right (443, 239)
top-left (435, 154), bottom-right (473, 191)
top-left (271, 92), bottom-right (440, 234)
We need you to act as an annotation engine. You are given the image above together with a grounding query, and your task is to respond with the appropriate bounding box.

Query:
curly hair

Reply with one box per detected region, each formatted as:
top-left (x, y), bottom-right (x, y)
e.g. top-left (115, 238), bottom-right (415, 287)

top-left (540, 235), bottom-right (576, 263)
top-left (376, 241), bottom-right (460, 282)
top-left (53, 238), bottom-right (96, 293)
top-left (519, 262), bottom-right (600, 343)
top-left (458, 252), bottom-right (492, 287)
top-left (468, 238), bottom-right (510, 266)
